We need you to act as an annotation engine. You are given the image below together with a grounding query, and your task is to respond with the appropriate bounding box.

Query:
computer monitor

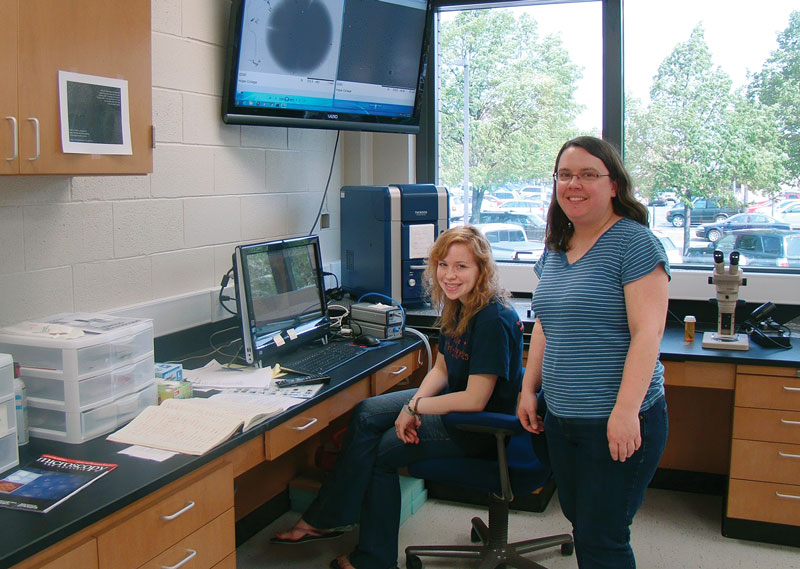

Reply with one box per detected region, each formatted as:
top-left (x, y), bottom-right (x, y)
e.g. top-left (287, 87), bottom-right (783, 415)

top-left (233, 235), bottom-right (330, 366)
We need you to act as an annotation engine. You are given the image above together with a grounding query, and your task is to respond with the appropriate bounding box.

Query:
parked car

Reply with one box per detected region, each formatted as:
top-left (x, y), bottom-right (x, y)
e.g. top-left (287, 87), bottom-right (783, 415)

top-left (684, 230), bottom-right (800, 268)
top-left (495, 199), bottom-right (546, 217)
top-left (753, 198), bottom-right (800, 217)
top-left (694, 213), bottom-right (791, 242)
top-left (653, 230), bottom-right (682, 266)
top-left (478, 211), bottom-right (546, 241)
top-left (665, 198), bottom-right (740, 227)
top-left (473, 223), bottom-right (544, 261)
top-left (778, 201), bottom-right (800, 226)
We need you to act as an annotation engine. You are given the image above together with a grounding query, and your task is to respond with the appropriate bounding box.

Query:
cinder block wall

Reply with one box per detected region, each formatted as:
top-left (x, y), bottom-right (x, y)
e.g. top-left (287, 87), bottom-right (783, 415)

top-left (0, 0), bottom-right (345, 333)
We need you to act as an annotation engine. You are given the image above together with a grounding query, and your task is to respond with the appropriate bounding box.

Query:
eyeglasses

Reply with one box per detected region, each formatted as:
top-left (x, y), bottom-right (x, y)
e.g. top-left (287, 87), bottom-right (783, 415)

top-left (553, 171), bottom-right (611, 183)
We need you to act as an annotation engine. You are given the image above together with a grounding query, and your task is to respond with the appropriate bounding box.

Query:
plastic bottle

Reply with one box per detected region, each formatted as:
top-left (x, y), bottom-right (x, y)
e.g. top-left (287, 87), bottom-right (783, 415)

top-left (13, 362), bottom-right (29, 446)
top-left (684, 315), bottom-right (696, 342)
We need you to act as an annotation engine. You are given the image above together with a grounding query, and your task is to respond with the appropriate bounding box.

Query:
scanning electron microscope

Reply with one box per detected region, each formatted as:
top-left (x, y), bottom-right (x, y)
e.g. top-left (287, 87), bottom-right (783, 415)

top-left (702, 249), bottom-right (749, 350)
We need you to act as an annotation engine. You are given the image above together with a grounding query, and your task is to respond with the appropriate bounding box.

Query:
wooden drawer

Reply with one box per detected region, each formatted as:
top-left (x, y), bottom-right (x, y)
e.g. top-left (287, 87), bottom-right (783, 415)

top-left (727, 478), bottom-right (800, 526)
top-left (662, 360), bottom-right (735, 390)
top-left (34, 539), bottom-right (97, 569)
top-left (97, 463), bottom-right (234, 569)
top-left (140, 509), bottom-right (235, 569)
top-left (737, 365), bottom-right (800, 379)
top-left (212, 553), bottom-right (236, 569)
top-left (732, 407), bottom-right (800, 445)
top-left (735, 374), bottom-right (800, 411)
top-left (328, 379), bottom-right (370, 419)
top-left (730, 439), bottom-right (800, 485)
top-left (372, 351), bottom-right (420, 395)
top-left (264, 400), bottom-right (329, 460)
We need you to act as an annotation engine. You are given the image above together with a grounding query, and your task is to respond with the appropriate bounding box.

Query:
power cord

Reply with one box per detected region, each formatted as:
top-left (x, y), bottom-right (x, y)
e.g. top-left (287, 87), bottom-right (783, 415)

top-left (309, 130), bottom-right (341, 236)
top-left (218, 268), bottom-right (238, 316)
top-left (323, 271), bottom-right (344, 302)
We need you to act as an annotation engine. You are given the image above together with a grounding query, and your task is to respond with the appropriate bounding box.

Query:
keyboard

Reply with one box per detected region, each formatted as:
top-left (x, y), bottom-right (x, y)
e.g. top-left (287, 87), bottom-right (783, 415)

top-left (278, 341), bottom-right (367, 375)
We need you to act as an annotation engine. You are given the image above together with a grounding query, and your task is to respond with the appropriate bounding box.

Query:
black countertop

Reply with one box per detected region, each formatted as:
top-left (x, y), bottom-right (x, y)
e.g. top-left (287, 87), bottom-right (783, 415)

top-left (0, 335), bottom-right (423, 569)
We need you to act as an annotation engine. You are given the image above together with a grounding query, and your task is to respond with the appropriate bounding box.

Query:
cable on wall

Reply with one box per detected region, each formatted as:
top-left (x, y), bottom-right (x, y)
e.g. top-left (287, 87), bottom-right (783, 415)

top-left (309, 130), bottom-right (341, 236)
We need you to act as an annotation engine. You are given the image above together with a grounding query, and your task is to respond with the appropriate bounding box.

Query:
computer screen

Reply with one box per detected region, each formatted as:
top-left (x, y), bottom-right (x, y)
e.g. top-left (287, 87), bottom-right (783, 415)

top-left (233, 235), bottom-right (330, 365)
top-left (221, 0), bottom-right (433, 134)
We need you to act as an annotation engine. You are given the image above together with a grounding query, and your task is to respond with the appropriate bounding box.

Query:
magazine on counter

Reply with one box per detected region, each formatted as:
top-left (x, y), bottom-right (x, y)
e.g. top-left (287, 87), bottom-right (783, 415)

top-left (0, 454), bottom-right (118, 513)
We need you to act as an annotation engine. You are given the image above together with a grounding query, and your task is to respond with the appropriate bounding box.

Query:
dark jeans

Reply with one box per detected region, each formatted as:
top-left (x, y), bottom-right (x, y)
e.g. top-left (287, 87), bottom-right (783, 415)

top-left (303, 389), bottom-right (494, 569)
top-left (544, 396), bottom-right (668, 569)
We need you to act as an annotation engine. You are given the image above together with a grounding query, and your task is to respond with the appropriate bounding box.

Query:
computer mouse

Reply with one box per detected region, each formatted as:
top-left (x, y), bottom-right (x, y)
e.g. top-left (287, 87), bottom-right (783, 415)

top-left (355, 334), bottom-right (381, 347)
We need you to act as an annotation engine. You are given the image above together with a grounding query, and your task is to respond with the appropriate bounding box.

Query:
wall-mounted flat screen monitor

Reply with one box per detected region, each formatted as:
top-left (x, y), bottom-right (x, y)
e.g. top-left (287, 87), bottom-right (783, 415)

top-left (221, 0), bottom-right (432, 134)
top-left (233, 235), bottom-right (330, 366)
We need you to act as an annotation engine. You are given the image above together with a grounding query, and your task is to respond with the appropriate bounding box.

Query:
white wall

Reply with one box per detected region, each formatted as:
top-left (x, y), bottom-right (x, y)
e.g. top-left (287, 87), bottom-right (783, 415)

top-left (0, 0), bottom-right (362, 335)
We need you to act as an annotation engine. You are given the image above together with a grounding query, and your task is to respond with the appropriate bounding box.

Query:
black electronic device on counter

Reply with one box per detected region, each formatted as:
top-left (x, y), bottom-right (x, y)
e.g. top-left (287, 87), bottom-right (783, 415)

top-left (741, 301), bottom-right (793, 349)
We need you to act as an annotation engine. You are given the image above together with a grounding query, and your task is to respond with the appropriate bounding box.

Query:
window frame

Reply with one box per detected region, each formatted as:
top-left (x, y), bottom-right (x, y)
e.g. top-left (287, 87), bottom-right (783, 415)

top-left (416, 0), bottom-right (800, 306)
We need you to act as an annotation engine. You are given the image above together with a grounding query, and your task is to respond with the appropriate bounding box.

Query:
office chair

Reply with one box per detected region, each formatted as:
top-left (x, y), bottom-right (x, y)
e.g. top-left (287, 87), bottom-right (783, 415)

top-left (405, 411), bottom-right (573, 569)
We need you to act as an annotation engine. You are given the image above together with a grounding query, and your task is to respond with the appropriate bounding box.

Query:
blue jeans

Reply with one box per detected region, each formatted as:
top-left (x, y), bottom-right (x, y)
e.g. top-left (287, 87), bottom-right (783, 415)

top-left (303, 389), bottom-right (494, 569)
top-left (544, 396), bottom-right (668, 569)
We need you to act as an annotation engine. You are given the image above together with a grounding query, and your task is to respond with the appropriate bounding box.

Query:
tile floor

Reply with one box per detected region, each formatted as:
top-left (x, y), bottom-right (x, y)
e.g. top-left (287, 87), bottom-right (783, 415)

top-left (235, 488), bottom-right (799, 568)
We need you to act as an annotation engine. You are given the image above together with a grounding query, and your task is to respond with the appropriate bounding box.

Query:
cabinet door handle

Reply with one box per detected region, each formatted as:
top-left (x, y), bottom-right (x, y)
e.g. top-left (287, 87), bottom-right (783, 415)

top-left (391, 365), bottom-right (408, 375)
top-left (160, 500), bottom-right (195, 520)
top-left (783, 386), bottom-right (800, 392)
top-left (780, 419), bottom-right (800, 426)
top-left (27, 117), bottom-right (40, 161)
top-left (5, 116), bottom-right (17, 161)
top-left (160, 549), bottom-right (197, 569)
top-left (778, 451), bottom-right (800, 459)
top-left (776, 491), bottom-right (800, 501)
top-left (291, 417), bottom-right (318, 431)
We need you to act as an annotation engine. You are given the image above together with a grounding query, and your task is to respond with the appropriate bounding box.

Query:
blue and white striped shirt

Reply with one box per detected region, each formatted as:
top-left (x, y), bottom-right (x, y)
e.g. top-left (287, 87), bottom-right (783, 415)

top-left (532, 217), bottom-right (670, 418)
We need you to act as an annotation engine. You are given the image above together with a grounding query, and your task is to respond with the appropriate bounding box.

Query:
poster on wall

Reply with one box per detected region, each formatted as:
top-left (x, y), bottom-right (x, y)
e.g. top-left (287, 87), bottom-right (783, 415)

top-left (58, 71), bottom-right (132, 155)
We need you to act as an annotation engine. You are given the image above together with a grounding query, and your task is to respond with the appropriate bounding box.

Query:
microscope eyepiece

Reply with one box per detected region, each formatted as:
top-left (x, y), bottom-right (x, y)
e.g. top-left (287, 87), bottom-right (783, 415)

top-left (729, 251), bottom-right (740, 266)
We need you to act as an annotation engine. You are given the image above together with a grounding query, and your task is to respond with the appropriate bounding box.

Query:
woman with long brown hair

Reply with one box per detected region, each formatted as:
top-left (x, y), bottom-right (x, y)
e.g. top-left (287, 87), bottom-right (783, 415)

top-left (273, 225), bottom-right (524, 569)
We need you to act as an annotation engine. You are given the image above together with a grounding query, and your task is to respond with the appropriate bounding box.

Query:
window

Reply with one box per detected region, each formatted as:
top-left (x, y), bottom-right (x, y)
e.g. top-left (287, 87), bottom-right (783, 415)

top-left (624, 0), bottom-right (800, 272)
top-left (430, 0), bottom-right (602, 260)
top-left (420, 1), bottom-right (799, 304)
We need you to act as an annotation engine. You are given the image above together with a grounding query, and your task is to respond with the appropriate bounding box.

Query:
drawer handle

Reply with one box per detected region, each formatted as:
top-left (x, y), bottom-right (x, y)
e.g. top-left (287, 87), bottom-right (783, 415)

top-left (778, 451), bottom-right (800, 459)
top-left (161, 549), bottom-right (197, 569)
top-left (291, 417), bottom-right (318, 431)
top-left (776, 491), bottom-right (800, 501)
top-left (780, 419), bottom-right (800, 426)
top-left (160, 500), bottom-right (195, 521)
top-left (391, 365), bottom-right (408, 376)
top-left (5, 116), bottom-right (17, 161)
top-left (784, 386), bottom-right (800, 392)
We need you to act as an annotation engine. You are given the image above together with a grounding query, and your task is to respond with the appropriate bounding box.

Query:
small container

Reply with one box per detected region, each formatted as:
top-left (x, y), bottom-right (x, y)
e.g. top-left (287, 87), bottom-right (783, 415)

top-left (684, 315), bottom-right (696, 342)
top-left (13, 362), bottom-right (29, 445)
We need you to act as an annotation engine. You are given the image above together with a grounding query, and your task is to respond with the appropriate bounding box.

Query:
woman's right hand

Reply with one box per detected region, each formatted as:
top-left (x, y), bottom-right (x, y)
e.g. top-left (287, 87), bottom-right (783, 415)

top-left (517, 390), bottom-right (544, 434)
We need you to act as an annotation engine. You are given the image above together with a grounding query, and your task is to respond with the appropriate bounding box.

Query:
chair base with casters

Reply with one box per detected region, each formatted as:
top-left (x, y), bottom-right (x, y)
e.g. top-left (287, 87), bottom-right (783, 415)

top-left (405, 411), bottom-right (573, 569)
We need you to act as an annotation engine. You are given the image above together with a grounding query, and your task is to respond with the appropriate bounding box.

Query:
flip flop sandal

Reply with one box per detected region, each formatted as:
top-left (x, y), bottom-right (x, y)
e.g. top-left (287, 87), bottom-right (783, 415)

top-left (270, 528), bottom-right (343, 545)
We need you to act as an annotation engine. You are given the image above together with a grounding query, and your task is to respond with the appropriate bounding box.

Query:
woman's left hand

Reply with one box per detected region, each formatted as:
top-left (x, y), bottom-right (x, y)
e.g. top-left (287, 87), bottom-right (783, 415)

top-left (607, 406), bottom-right (641, 462)
top-left (395, 409), bottom-right (421, 444)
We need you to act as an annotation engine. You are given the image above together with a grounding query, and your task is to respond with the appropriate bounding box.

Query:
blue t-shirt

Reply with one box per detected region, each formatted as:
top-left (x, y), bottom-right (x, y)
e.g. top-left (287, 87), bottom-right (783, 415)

top-left (438, 299), bottom-right (524, 415)
top-left (532, 217), bottom-right (670, 418)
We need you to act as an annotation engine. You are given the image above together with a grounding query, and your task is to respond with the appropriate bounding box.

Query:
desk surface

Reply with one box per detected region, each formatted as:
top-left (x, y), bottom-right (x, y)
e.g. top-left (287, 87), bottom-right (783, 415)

top-left (0, 335), bottom-right (422, 569)
top-left (407, 299), bottom-right (800, 367)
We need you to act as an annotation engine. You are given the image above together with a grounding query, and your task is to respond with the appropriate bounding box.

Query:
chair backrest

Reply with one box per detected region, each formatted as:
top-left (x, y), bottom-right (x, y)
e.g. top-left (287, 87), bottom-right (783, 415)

top-left (407, 412), bottom-right (551, 498)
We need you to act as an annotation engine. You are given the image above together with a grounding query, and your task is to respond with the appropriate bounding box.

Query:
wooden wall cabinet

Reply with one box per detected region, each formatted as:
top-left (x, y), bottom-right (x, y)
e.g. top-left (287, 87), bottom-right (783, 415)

top-left (0, 0), bottom-right (152, 175)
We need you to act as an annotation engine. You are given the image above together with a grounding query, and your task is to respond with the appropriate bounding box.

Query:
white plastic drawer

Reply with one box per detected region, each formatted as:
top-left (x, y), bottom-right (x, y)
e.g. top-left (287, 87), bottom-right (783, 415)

top-left (29, 381), bottom-right (156, 444)
top-left (0, 355), bottom-right (13, 397)
top-left (0, 395), bottom-right (15, 438)
top-left (0, 431), bottom-right (19, 475)
top-left (23, 353), bottom-right (154, 412)
top-left (0, 318), bottom-right (153, 379)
